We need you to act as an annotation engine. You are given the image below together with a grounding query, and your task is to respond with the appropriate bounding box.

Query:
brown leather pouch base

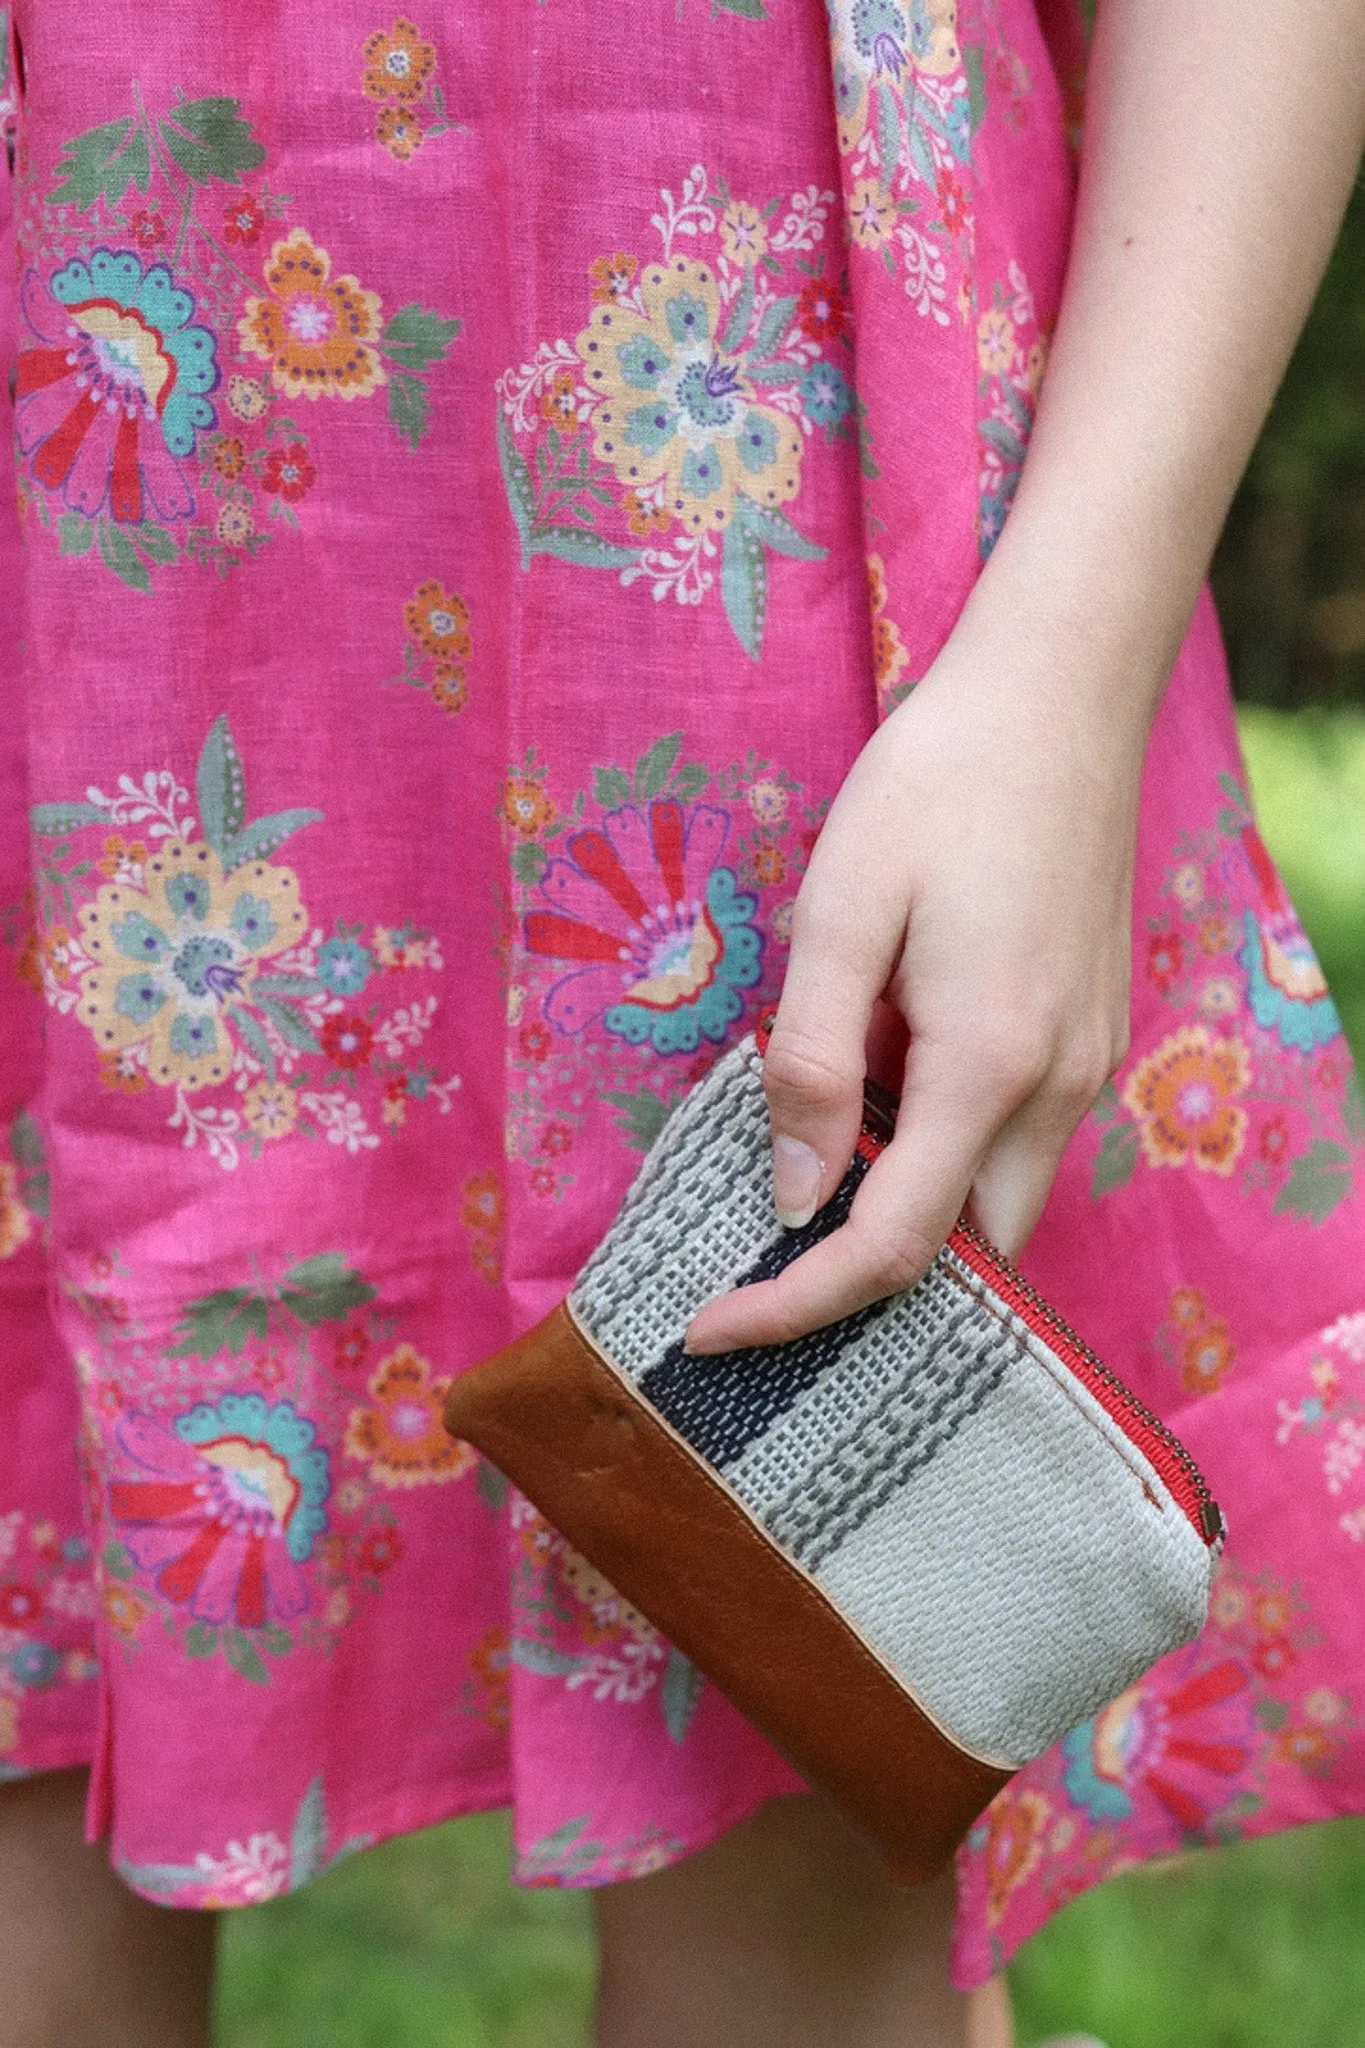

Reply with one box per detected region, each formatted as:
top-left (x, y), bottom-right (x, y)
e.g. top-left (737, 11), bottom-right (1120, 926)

top-left (443, 1303), bottom-right (1012, 1884)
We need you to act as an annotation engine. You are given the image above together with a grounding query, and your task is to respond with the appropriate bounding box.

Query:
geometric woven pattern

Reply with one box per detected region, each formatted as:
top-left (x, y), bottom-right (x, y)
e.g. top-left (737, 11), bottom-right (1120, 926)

top-left (571, 1036), bottom-right (1219, 1767)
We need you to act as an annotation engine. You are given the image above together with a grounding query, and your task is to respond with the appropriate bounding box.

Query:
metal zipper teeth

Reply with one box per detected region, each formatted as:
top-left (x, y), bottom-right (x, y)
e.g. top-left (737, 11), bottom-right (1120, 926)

top-left (852, 1081), bottom-right (1223, 1549)
top-left (949, 1218), bottom-right (1224, 1550)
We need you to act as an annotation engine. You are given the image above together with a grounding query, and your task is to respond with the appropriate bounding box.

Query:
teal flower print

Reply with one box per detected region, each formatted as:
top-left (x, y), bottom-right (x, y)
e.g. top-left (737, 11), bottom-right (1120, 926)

top-left (16, 248), bottom-right (220, 525)
top-left (524, 799), bottom-right (763, 1055)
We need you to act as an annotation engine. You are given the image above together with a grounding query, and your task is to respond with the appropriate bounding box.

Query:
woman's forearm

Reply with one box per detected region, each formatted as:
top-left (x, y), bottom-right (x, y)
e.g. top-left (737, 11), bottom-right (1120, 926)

top-left (960, 0), bottom-right (1365, 736)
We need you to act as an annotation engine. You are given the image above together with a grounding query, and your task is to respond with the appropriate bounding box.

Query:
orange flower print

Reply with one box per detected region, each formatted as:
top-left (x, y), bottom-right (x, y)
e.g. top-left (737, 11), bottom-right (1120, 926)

top-left (1170, 1285), bottom-right (1205, 1329)
top-left (103, 1582), bottom-right (147, 1638)
top-left (502, 778), bottom-right (554, 838)
top-left (981, 1787), bottom-right (1051, 1925)
top-left (0, 1163), bottom-right (32, 1260)
top-left (751, 843), bottom-right (786, 887)
top-left (872, 613), bottom-right (909, 692)
top-left (469, 1625), bottom-right (511, 1731)
top-left (1181, 1317), bottom-right (1235, 1395)
top-left (621, 489), bottom-right (671, 538)
top-left (540, 369), bottom-right (581, 430)
top-left (362, 18), bottom-right (436, 101)
top-left (461, 1170), bottom-right (503, 1236)
top-left (344, 1343), bottom-right (474, 1486)
top-left (430, 666), bottom-right (467, 714)
top-left (213, 435), bottom-right (247, 482)
top-left (405, 581), bottom-right (471, 662)
top-left (470, 1236), bottom-right (502, 1284)
top-left (1274, 1724), bottom-right (1334, 1771)
top-left (375, 103), bottom-right (424, 160)
top-left (239, 230), bottom-right (386, 402)
top-left (97, 1049), bottom-right (147, 1094)
top-left (1121, 1026), bottom-right (1251, 1175)
top-left (96, 835), bottom-right (148, 883)
top-left (588, 251), bottom-right (638, 303)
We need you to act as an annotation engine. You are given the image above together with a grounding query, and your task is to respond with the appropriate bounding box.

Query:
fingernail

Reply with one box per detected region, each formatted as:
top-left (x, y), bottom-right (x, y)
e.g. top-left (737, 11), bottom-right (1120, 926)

top-left (772, 1134), bottom-right (822, 1229)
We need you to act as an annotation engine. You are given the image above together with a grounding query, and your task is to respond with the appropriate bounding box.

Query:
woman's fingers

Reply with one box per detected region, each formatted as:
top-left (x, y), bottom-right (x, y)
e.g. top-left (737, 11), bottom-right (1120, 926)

top-left (686, 1032), bottom-right (1011, 1353)
top-left (760, 885), bottom-right (892, 1229)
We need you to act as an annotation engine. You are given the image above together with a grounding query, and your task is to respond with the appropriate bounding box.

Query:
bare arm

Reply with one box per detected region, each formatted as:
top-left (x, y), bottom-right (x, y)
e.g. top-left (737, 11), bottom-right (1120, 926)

top-left (687, 0), bottom-right (1365, 1353)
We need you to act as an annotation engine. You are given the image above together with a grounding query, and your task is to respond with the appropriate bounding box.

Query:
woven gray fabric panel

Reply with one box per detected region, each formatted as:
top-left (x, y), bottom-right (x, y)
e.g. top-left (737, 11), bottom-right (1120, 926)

top-left (813, 1338), bottom-right (1212, 1765)
top-left (571, 1040), bottom-right (772, 1375)
top-left (721, 1279), bottom-right (1015, 1570)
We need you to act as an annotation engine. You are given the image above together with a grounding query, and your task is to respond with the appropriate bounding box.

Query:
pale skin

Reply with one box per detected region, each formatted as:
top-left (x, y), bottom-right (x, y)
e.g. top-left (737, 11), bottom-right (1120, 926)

top-left (5, 4), bottom-right (1365, 2045)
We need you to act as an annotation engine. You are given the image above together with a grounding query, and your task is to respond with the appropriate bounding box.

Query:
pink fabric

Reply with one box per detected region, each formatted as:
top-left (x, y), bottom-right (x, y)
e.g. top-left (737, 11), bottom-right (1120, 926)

top-left (4, 0), bottom-right (1365, 1975)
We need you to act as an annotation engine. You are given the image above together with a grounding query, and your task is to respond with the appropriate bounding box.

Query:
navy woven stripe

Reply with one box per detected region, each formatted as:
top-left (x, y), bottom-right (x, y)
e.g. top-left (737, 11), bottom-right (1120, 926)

top-left (637, 1152), bottom-right (882, 1470)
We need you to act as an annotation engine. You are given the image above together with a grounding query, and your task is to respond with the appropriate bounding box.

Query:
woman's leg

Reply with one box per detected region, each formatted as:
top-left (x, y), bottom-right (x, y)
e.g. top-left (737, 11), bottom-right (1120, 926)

top-left (593, 1792), bottom-right (1013, 2048)
top-left (0, 1769), bottom-right (216, 2048)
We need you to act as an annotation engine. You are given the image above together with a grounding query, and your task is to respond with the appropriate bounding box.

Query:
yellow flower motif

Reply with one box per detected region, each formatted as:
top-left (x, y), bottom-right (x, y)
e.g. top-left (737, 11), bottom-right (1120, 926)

top-left (239, 230), bottom-right (387, 403)
top-left (576, 254), bottom-right (802, 537)
top-left (215, 499), bottom-right (255, 549)
top-left (982, 1786), bottom-right (1051, 1925)
top-left (720, 200), bottom-right (769, 265)
top-left (243, 1079), bottom-right (299, 1140)
top-left (345, 1344), bottom-right (476, 1487)
top-left (846, 179), bottom-right (897, 250)
top-left (1121, 1025), bottom-right (1251, 1175)
top-left (226, 374), bottom-right (270, 422)
top-left (361, 18), bottom-right (436, 102)
top-left (977, 307), bottom-right (1016, 377)
top-left (74, 841), bottom-right (308, 1094)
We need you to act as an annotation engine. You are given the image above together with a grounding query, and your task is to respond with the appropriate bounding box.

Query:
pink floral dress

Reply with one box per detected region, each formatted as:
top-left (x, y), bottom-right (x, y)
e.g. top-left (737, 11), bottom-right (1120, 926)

top-left (2, 0), bottom-right (1363, 1979)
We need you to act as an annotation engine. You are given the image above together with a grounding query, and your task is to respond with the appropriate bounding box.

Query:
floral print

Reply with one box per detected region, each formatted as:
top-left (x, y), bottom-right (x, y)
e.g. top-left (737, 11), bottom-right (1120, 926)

top-left (344, 1344), bottom-right (476, 1487)
top-left (497, 166), bottom-right (847, 656)
top-left (16, 249), bottom-right (219, 525)
top-left (362, 19), bottom-right (460, 159)
top-left (15, 85), bottom-right (460, 587)
top-left (32, 719), bottom-right (459, 1168)
top-left (0, 1510), bottom-right (98, 1772)
top-left (387, 578), bottom-right (472, 713)
top-left (1089, 777), bottom-right (1363, 1221)
top-left (828, 0), bottom-right (981, 315)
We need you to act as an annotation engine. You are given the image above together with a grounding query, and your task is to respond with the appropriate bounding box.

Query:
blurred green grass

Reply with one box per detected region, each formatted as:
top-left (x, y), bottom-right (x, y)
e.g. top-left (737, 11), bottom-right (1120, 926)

top-left (216, 705), bottom-right (1365, 2047)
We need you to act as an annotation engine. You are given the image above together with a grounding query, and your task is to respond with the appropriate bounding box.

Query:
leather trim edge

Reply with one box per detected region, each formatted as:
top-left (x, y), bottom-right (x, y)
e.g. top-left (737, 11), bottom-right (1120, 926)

top-left (444, 1303), bottom-right (1014, 1883)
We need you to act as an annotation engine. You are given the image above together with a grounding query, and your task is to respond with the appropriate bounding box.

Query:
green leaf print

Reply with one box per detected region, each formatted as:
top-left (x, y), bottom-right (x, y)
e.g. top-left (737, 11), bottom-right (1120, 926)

top-left (876, 79), bottom-right (902, 191)
top-left (661, 1647), bottom-right (704, 1744)
top-left (592, 765), bottom-right (633, 810)
top-left (253, 972), bottom-right (324, 998)
top-left (497, 406), bottom-right (538, 568)
top-left (31, 801), bottom-right (108, 837)
top-left (749, 293), bottom-right (798, 365)
top-left (1345, 1072), bottom-right (1365, 1142)
top-left (157, 96), bottom-right (266, 186)
top-left (183, 1622), bottom-right (219, 1658)
top-left (736, 501), bottom-right (826, 561)
top-left (167, 1285), bottom-right (270, 1359)
top-left (228, 1004), bottom-right (277, 1083)
top-left (289, 1775), bottom-right (329, 1887)
top-left (196, 714), bottom-right (248, 853)
top-left (277, 1254), bottom-right (378, 1327)
top-left (1274, 1139), bottom-right (1354, 1224)
top-left (9, 1110), bottom-right (45, 1170)
top-left (721, 264), bottom-right (757, 354)
top-left (102, 1540), bottom-right (136, 1581)
top-left (511, 841), bottom-right (548, 886)
top-left (964, 45), bottom-right (988, 133)
top-left (1090, 1079), bottom-right (1122, 1127)
top-left (379, 304), bottom-right (462, 372)
top-left (979, 417), bottom-right (1027, 466)
top-left (223, 1628), bottom-right (270, 1684)
top-left (220, 809), bottom-right (325, 871)
top-left (711, 0), bottom-right (769, 15)
top-left (97, 519), bottom-right (152, 593)
top-left (1091, 1118), bottom-right (1140, 1196)
top-left (131, 522), bottom-right (178, 565)
top-left (387, 369), bottom-right (432, 452)
top-left (602, 1086), bottom-right (679, 1152)
top-left (721, 509), bottom-right (768, 660)
top-left (634, 733), bottom-right (683, 801)
top-left (510, 1638), bottom-right (587, 1677)
top-left (530, 526), bottom-right (641, 570)
top-left (518, 1816), bottom-right (603, 1884)
top-left (57, 513), bottom-right (95, 558)
top-left (476, 1460), bottom-right (510, 1512)
top-left (115, 1857), bottom-right (208, 1897)
top-left (50, 116), bottom-right (139, 209)
top-left (256, 995), bottom-right (322, 1054)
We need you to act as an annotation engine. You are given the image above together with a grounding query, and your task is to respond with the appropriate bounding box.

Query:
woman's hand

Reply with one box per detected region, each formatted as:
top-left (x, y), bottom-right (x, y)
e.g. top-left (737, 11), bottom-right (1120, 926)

top-left (684, 622), bottom-right (1143, 1354)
